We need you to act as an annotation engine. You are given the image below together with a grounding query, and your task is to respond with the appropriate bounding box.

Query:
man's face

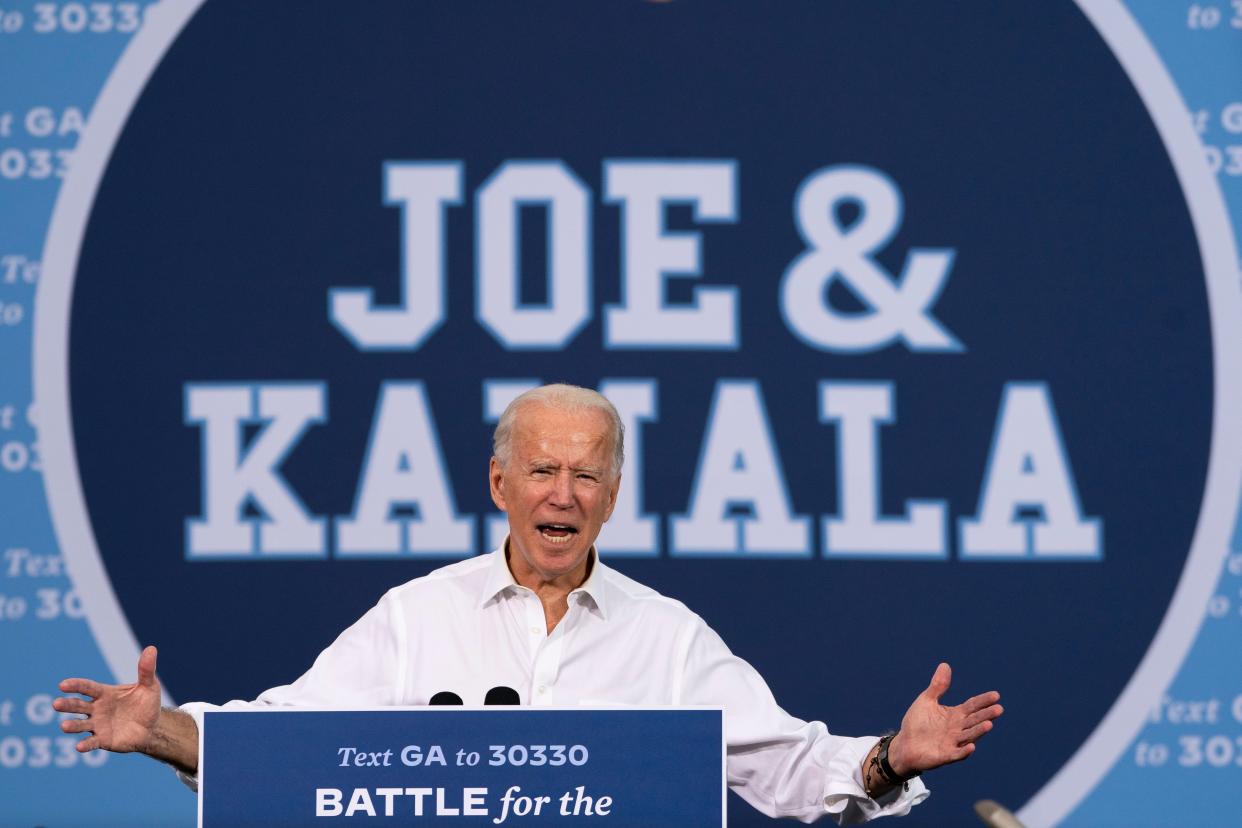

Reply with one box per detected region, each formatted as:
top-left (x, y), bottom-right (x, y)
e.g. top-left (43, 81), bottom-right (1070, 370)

top-left (490, 404), bottom-right (620, 584)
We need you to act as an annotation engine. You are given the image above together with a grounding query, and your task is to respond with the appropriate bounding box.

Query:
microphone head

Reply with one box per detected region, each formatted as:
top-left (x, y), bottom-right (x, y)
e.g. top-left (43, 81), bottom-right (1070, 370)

top-left (484, 686), bottom-right (521, 705)
top-left (974, 800), bottom-right (1027, 828)
top-left (429, 691), bottom-right (464, 705)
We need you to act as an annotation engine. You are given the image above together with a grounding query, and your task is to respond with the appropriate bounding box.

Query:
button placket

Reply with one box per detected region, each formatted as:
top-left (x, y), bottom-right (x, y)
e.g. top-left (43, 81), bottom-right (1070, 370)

top-left (532, 601), bottom-right (581, 704)
top-left (518, 592), bottom-right (549, 703)
top-left (524, 593), bottom-right (545, 646)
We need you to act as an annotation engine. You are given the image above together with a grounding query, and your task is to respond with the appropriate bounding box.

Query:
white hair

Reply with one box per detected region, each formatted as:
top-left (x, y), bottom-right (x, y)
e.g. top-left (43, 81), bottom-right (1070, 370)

top-left (492, 384), bottom-right (624, 477)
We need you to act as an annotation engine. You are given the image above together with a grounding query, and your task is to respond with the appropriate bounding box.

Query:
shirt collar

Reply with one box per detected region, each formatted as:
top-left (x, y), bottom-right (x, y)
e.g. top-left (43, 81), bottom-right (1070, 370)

top-left (479, 539), bottom-right (609, 620)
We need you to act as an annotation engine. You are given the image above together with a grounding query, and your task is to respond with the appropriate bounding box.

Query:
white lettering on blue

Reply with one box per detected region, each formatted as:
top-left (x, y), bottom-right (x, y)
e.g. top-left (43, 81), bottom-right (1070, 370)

top-left (329, 162), bottom-right (462, 350)
top-left (671, 380), bottom-right (809, 556)
top-left (185, 383), bottom-right (326, 558)
top-left (336, 382), bottom-right (473, 557)
top-left (596, 379), bottom-right (659, 556)
top-left (603, 160), bottom-right (738, 349)
top-left (780, 165), bottom-right (961, 354)
top-left (476, 161), bottom-right (591, 349)
top-left (959, 383), bottom-right (1101, 559)
top-left (821, 382), bottom-right (946, 558)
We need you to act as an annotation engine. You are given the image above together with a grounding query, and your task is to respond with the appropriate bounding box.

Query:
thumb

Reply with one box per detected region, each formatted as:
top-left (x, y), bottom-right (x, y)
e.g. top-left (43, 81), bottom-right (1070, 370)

top-left (924, 662), bottom-right (951, 702)
top-left (137, 645), bottom-right (159, 687)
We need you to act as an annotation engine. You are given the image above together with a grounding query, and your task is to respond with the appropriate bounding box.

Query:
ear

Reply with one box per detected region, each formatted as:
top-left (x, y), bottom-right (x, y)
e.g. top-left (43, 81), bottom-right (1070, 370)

top-left (489, 456), bottom-right (508, 512)
top-left (602, 472), bottom-right (621, 523)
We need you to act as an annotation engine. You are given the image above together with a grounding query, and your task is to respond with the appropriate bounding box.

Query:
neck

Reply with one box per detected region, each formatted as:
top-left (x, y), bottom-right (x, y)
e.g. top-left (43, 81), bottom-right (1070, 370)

top-left (505, 543), bottom-right (594, 633)
top-left (505, 543), bottom-right (594, 594)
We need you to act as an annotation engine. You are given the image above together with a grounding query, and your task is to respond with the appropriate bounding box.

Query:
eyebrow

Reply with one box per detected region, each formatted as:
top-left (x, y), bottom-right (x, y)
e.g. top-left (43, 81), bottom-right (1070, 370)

top-left (526, 459), bottom-right (605, 474)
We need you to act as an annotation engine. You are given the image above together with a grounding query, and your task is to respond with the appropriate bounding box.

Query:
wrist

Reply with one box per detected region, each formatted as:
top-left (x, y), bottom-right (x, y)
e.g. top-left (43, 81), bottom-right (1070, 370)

top-left (142, 707), bottom-right (173, 756)
top-left (149, 707), bottom-right (199, 774)
top-left (881, 732), bottom-right (917, 781)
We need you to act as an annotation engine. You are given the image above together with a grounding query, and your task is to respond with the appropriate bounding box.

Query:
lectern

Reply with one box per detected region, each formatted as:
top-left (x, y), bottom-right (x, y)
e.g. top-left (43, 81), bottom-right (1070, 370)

top-left (200, 707), bottom-right (725, 826)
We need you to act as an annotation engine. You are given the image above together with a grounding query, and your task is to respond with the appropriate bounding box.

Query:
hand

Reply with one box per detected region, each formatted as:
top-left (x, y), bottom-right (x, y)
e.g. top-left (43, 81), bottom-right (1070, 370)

top-left (54, 645), bottom-right (163, 755)
top-left (887, 662), bottom-right (1002, 777)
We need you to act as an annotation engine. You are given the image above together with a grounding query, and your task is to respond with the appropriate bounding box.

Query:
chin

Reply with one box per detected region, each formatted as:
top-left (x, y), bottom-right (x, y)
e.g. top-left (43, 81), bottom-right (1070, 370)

top-left (537, 548), bottom-right (584, 569)
top-left (529, 540), bottom-right (588, 571)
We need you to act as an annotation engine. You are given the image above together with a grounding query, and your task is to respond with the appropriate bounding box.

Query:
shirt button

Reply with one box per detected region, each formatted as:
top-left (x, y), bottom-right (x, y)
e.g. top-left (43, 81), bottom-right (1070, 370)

top-left (538, 686), bottom-right (547, 694)
top-left (530, 626), bottom-right (541, 635)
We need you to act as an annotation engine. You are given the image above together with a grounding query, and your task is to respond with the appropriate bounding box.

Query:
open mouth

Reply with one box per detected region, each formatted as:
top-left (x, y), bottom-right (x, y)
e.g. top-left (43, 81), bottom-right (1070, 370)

top-left (537, 524), bottom-right (579, 544)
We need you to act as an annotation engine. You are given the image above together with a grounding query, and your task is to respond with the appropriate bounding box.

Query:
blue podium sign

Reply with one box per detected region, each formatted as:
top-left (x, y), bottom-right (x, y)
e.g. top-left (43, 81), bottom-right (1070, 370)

top-left (199, 708), bottom-right (725, 827)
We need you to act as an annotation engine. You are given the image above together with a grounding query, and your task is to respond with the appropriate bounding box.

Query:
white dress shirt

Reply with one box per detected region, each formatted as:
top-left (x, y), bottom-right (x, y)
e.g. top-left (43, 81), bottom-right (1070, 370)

top-left (180, 545), bottom-right (928, 823)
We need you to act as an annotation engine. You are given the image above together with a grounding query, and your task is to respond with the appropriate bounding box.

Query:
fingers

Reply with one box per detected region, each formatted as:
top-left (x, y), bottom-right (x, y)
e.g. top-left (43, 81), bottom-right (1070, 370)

top-left (924, 662), bottom-right (952, 702)
top-left (59, 645), bottom-right (158, 697)
top-left (950, 742), bottom-right (976, 762)
top-left (53, 697), bottom-right (94, 741)
top-left (136, 645), bottom-right (158, 688)
top-left (958, 719), bottom-right (994, 745)
top-left (60, 717), bottom-right (94, 734)
top-left (58, 678), bottom-right (104, 699)
top-left (75, 735), bottom-right (100, 753)
top-left (960, 690), bottom-right (1001, 714)
top-left (52, 697), bottom-right (92, 715)
top-left (962, 703), bottom-right (1004, 729)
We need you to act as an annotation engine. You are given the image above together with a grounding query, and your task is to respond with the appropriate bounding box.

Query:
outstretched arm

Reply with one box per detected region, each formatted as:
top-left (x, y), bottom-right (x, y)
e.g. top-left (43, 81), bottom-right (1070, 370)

top-left (862, 662), bottom-right (1003, 798)
top-left (54, 645), bottom-right (199, 775)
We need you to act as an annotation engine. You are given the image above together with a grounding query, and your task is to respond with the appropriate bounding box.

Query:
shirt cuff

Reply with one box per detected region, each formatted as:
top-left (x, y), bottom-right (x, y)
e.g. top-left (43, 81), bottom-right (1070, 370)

top-left (821, 736), bottom-right (930, 824)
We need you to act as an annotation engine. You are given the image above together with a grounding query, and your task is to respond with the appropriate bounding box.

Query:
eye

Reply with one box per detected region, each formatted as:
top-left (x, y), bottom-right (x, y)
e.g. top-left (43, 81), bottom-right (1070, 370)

top-left (531, 467), bottom-right (553, 478)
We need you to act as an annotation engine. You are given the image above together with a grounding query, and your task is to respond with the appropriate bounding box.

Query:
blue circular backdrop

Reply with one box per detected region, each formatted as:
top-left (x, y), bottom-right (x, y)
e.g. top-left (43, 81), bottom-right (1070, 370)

top-left (69, 1), bottom-right (1209, 822)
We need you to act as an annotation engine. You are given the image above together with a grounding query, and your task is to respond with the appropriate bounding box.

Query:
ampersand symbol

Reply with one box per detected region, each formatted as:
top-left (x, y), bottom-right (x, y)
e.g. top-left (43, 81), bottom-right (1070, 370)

top-left (780, 165), bottom-right (963, 353)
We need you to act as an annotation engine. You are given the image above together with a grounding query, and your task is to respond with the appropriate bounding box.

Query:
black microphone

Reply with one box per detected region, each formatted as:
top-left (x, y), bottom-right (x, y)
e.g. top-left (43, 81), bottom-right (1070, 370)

top-left (484, 686), bottom-right (521, 705)
top-left (429, 691), bottom-right (464, 705)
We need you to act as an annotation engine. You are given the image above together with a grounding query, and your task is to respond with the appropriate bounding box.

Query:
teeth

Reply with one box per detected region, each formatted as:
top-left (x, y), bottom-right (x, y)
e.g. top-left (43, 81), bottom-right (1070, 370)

top-left (539, 525), bottom-right (576, 544)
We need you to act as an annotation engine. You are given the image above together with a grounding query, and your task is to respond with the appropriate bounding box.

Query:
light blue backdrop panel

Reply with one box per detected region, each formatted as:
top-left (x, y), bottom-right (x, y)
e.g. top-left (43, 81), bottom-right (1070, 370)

top-left (2, 2), bottom-right (1239, 826)
top-left (1065, 4), bottom-right (1242, 826)
top-left (0, 3), bottom-right (202, 826)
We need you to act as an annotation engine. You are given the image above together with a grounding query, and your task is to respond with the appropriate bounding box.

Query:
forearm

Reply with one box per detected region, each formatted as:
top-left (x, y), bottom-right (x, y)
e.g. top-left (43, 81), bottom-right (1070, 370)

top-left (144, 707), bottom-right (199, 775)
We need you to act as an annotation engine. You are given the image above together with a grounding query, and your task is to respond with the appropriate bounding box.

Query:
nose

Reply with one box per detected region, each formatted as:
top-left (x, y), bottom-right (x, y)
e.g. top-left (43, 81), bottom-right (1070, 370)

top-left (548, 470), bottom-right (575, 507)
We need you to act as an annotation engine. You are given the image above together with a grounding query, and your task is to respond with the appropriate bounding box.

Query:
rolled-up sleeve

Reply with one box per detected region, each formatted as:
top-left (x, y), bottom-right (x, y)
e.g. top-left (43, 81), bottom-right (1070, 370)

top-left (675, 617), bottom-right (928, 824)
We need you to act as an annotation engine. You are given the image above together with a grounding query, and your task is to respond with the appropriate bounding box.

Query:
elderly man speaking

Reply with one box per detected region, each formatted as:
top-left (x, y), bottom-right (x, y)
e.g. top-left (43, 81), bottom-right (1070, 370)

top-left (55, 383), bottom-right (1002, 824)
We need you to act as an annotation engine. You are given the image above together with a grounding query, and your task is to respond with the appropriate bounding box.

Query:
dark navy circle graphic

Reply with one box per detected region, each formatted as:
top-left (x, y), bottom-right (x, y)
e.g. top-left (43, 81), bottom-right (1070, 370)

top-left (69, 2), bottom-right (1209, 823)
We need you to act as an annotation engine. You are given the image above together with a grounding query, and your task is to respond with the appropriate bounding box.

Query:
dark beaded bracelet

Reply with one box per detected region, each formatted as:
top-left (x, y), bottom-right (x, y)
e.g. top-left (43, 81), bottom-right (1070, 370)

top-left (876, 733), bottom-right (918, 790)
